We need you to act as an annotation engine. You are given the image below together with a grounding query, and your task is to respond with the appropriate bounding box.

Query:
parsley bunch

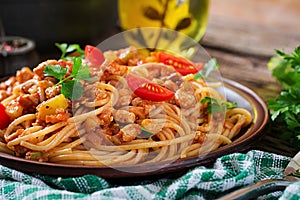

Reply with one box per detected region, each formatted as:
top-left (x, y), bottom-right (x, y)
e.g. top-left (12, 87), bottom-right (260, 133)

top-left (44, 43), bottom-right (95, 99)
top-left (267, 46), bottom-right (300, 147)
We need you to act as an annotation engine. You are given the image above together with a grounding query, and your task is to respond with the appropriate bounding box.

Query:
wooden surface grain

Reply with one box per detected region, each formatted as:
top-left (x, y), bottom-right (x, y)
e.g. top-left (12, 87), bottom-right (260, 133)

top-left (200, 0), bottom-right (300, 157)
top-left (206, 48), bottom-right (281, 99)
top-left (209, 0), bottom-right (300, 33)
top-left (201, 0), bottom-right (300, 99)
top-left (202, 16), bottom-right (300, 57)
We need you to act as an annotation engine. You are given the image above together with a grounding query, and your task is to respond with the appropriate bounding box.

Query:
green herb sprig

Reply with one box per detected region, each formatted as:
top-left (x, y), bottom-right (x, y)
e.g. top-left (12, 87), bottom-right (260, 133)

top-left (200, 96), bottom-right (237, 114)
top-left (267, 46), bottom-right (300, 147)
top-left (194, 58), bottom-right (219, 80)
top-left (44, 53), bottom-right (95, 99)
top-left (139, 127), bottom-right (155, 139)
top-left (55, 43), bottom-right (84, 60)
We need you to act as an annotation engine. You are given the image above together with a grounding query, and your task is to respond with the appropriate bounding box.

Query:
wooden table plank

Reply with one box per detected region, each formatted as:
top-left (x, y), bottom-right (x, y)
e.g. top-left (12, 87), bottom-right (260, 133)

top-left (202, 0), bottom-right (300, 57)
top-left (205, 47), bottom-right (281, 99)
top-left (202, 16), bottom-right (300, 57)
top-left (208, 0), bottom-right (300, 33)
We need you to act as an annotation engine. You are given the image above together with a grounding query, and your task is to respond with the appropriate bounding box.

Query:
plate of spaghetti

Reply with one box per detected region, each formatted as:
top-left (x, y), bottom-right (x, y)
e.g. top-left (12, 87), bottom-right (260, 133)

top-left (0, 43), bottom-right (268, 178)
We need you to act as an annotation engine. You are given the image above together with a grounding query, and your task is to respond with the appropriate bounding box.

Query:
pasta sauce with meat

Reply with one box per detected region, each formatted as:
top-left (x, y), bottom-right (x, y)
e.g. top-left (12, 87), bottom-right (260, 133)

top-left (0, 45), bottom-right (252, 166)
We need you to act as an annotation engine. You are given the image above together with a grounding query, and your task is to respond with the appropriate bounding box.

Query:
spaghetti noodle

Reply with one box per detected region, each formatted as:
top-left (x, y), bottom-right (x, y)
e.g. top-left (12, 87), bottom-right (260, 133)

top-left (0, 46), bottom-right (252, 166)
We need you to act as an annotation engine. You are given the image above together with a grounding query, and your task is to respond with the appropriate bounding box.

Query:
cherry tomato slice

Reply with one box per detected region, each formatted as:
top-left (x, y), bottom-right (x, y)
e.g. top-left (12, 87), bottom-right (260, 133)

top-left (126, 73), bottom-right (174, 101)
top-left (84, 45), bottom-right (105, 66)
top-left (152, 52), bottom-right (203, 76)
top-left (0, 103), bottom-right (10, 129)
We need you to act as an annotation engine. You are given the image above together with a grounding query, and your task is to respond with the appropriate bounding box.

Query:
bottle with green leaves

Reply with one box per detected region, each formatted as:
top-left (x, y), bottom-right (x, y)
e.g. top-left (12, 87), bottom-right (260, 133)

top-left (118, 0), bottom-right (209, 42)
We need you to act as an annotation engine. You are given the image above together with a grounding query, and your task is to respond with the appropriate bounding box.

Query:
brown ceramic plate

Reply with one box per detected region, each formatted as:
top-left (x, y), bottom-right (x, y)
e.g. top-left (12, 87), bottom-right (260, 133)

top-left (0, 78), bottom-right (268, 179)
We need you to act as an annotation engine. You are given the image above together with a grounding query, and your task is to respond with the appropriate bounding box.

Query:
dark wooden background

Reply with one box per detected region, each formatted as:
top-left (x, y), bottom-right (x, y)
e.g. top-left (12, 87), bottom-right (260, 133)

top-left (201, 0), bottom-right (300, 157)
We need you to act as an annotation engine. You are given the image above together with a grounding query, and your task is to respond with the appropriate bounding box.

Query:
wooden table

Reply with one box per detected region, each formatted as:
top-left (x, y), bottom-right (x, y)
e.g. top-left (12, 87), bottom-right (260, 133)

top-left (201, 0), bottom-right (300, 157)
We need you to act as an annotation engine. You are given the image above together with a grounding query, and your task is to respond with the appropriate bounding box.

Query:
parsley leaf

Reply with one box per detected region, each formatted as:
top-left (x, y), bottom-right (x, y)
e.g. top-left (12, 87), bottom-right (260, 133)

top-left (200, 96), bottom-right (237, 114)
top-left (61, 80), bottom-right (84, 100)
top-left (44, 53), bottom-right (94, 99)
top-left (71, 55), bottom-right (82, 76)
top-left (275, 46), bottom-right (300, 67)
top-left (267, 46), bottom-right (300, 148)
top-left (194, 58), bottom-right (219, 80)
top-left (138, 127), bottom-right (155, 139)
top-left (44, 65), bottom-right (67, 80)
top-left (55, 43), bottom-right (84, 59)
top-left (76, 66), bottom-right (96, 81)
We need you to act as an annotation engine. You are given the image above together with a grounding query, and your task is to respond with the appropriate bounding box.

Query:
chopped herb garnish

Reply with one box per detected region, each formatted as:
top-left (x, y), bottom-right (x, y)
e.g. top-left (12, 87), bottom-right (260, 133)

top-left (44, 64), bottom-right (68, 80)
top-left (28, 151), bottom-right (42, 161)
top-left (55, 43), bottom-right (84, 60)
top-left (194, 58), bottom-right (219, 80)
top-left (44, 57), bottom-right (96, 99)
top-left (200, 96), bottom-right (237, 114)
top-left (138, 127), bottom-right (155, 139)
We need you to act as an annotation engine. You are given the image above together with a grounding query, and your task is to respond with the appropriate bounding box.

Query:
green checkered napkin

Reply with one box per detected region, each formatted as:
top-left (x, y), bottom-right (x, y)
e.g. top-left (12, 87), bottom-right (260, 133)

top-left (0, 150), bottom-right (299, 200)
